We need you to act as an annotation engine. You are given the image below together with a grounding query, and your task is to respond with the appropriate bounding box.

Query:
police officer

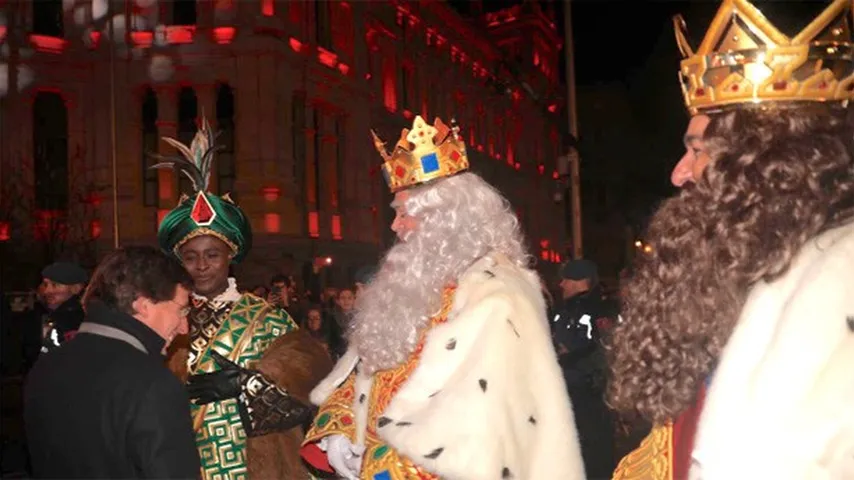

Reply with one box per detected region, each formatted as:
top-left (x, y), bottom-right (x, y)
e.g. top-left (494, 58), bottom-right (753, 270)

top-left (24, 262), bottom-right (87, 366)
top-left (552, 259), bottom-right (616, 478)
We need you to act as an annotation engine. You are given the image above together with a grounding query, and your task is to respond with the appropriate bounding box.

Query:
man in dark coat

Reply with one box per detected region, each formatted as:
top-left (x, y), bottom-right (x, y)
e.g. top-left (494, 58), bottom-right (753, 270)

top-left (551, 259), bottom-right (617, 478)
top-left (22, 262), bottom-right (87, 370)
top-left (24, 246), bottom-right (200, 479)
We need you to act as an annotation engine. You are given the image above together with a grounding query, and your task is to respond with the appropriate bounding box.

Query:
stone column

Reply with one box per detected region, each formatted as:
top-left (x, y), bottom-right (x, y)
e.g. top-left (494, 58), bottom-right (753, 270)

top-left (154, 86), bottom-right (178, 210)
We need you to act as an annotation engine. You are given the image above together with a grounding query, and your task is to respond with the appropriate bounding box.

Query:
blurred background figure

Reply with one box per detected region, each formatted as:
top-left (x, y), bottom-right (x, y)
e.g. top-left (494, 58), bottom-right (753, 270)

top-left (551, 259), bottom-right (617, 478)
top-left (23, 262), bottom-right (88, 370)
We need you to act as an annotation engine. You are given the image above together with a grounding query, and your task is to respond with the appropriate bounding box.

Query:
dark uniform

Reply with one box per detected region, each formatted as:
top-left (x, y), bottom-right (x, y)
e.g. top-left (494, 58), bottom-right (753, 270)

top-left (552, 262), bottom-right (618, 479)
top-left (38, 294), bottom-right (84, 354)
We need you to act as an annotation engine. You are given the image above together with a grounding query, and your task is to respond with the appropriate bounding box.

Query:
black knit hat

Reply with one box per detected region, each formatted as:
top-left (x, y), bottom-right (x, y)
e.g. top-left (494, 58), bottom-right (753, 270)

top-left (41, 262), bottom-right (88, 285)
top-left (560, 259), bottom-right (598, 282)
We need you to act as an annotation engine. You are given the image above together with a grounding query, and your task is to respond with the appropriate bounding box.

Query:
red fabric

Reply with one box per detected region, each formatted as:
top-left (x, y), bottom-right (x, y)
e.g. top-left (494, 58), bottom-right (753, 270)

top-left (671, 383), bottom-right (707, 480)
top-left (300, 442), bottom-right (333, 473)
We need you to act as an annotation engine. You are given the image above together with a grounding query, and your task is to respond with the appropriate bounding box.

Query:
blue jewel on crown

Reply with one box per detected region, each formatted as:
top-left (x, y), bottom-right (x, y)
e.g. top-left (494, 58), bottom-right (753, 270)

top-left (420, 152), bottom-right (440, 174)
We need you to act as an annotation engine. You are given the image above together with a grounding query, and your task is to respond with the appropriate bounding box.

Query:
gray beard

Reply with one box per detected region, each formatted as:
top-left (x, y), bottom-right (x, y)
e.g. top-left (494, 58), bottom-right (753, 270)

top-left (348, 235), bottom-right (470, 374)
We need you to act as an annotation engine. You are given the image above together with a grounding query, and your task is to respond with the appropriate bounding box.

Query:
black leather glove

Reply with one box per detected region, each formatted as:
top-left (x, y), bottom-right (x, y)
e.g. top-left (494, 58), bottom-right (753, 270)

top-left (187, 350), bottom-right (248, 405)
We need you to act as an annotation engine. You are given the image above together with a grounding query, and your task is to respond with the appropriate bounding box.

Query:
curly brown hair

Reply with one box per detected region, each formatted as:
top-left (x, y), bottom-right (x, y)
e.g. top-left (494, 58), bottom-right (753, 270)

top-left (82, 246), bottom-right (193, 316)
top-left (607, 104), bottom-right (854, 424)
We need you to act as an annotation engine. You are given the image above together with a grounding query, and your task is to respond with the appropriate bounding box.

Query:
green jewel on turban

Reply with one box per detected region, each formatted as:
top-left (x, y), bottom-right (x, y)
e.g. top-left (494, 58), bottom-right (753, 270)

top-left (151, 117), bottom-right (252, 264)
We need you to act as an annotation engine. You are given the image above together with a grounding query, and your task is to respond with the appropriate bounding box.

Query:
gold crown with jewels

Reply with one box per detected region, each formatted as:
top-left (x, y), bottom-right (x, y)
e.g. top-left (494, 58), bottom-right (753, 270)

top-left (372, 116), bottom-right (470, 193)
top-left (674, 0), bottom-right (854, 114)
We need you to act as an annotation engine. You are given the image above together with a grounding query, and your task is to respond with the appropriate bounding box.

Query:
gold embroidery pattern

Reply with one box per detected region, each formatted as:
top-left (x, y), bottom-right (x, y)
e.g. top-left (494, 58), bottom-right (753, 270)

top-left (612, 422), bottom-right (673, 480)
top-left (306, 288), bottom-right (456, 480)
top-left (187, 301), bottom-right (230, 372)
top-left (189, 294), bottom-right (298, 480)
top-left (303, 375), bottom-right (359, 443)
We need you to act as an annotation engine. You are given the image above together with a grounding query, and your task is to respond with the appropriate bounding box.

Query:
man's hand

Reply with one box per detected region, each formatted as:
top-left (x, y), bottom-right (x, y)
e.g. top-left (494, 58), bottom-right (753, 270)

top-left (320, 435), bottom-right (364, 480)
top-left (187, 351), bottom-right (246, 405)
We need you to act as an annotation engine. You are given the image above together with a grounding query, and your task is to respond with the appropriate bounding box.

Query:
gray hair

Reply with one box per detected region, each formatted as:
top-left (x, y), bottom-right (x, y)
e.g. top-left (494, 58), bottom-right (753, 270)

top-left (349, 172), bottom-right (531, 373)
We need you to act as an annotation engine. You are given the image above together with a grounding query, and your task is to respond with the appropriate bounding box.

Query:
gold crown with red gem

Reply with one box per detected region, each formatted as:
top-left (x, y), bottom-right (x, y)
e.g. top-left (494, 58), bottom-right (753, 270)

top-left (674, 0), bottom-right (854, 114)
top-left (372, 116), bottom-right (469, 193)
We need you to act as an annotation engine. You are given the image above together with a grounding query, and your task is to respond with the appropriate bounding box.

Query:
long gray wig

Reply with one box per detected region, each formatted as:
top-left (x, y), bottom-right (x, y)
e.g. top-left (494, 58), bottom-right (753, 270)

top-left (349, 172), bottom-right (530, 374)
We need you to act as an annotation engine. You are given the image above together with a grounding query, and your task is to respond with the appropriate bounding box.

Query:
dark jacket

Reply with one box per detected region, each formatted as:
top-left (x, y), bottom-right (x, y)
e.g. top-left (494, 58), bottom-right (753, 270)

top-left (24, 300), bottom-right (200, 479)
top-left (40, 294), bottom-right (85, 352)
top-left (551, 286), bottom-right (616, 389)
top-left (22, 295), bottom-right (85, 371)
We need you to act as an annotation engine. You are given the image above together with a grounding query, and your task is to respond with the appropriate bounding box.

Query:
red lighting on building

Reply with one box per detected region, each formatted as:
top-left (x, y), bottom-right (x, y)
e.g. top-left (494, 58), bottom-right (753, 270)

top-left (289, 37), bottom-right (304, 53)
top-left (261, 0), bottom-right (274, 16)
top-left (131, 31), bottom-right (153, 48)
top-left (212, 27), bottom-right (236, 45)
top-left (514, 162), bottom-right (521, 170)
top-left (538, 164), bottom-right (545, 175)
top-left (382, 58), bottom-right (397, 112)
top-left (88, 30), bottom-right (101, 48)
top-left (540, 250), bottom-right (549, 261)
top-left (158, 209), bottom-right (170, 226)
top-left (552, 171), bottom-right (559, 180)
top-left (33, 210), bottom-right (67, 241)
top-left (29, 35), bottom-right (67, 53)
top-left (540, 239), bottom-right (550, 249)
top-left (338, 63), bottom-right (350, 75)
top-left (308, 211), bottom-right (320, 238)
top-left (402, 109), bottom-right (414, 120)
top-left (0, 26), bottom-right (6, 44)
top-left (83, 192), bottom-right (103, 207)
top-left (0, 222), bottom-right (9, 242)
top-left (331, 215), bottom-right (342, 240)
top-left (364, 73), bottom-right (372, 80)
top-left (264, 213), bottom-right (281, 233)
top-left (548, 103), bottom-right (558, 113)
top-left (89, 220), bottom-right (102, 239)
top-left (318, 47), bottom-right (338, 68)
top-left (261, 186), bottom-right (280, 202)
top-left (167, 25), bottom-right (195, 44)
top-left (476, 145), bottom-right (484, 152)
top-left (158, 171), bottom-right (172, 200)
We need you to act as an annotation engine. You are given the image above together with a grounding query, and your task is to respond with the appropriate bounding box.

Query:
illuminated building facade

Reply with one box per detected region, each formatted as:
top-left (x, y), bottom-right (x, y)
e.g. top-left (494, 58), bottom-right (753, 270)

top-left (0, 0), bottom-right (569, 287)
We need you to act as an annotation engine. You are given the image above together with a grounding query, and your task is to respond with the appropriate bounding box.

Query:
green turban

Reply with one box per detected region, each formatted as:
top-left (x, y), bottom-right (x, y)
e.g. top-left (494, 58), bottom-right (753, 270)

top-left (157, 191), bottom-right (252, 264)
top-left (150, 117), bottom-right (251, 263)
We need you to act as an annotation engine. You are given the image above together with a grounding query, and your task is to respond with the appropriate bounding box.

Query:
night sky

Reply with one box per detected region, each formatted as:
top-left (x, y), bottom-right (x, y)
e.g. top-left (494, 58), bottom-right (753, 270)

top-left (566, 0), bottom-right (833, 227)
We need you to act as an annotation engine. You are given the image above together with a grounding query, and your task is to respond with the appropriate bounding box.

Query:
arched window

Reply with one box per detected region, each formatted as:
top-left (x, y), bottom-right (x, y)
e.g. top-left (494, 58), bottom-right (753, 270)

top-left (142, 88), bottom-right (159, 207)
top-left (33, 92), bottom-right (68, 211)
top-left (32, 0), bottom-right (63, 37)
top-left (177, 86), bottom-right (197, 196)
top-left (173, 0), bottom-right (197, 25)
top-left (216, 84), bottom-right (235, 197)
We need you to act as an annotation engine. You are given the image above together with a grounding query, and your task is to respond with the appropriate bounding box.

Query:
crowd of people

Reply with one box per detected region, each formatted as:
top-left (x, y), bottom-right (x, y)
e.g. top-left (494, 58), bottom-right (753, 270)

top-left (1, 0), bottom-right (852, 478)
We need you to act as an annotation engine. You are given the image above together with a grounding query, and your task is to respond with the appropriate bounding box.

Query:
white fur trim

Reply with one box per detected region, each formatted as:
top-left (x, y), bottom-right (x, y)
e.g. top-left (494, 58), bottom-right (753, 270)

top-left (192, 277), bottom-right (241, 308)
top-left (310, 348), bottom-right (360, 406)
top-left (695, 222), bottom-right (854, 478)
top-left (376, 252), bottom-right (585, 479)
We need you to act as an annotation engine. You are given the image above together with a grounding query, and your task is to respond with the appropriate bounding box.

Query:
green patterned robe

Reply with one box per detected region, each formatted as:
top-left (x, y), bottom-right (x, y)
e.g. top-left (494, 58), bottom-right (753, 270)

top-left (187, 293), bottom-right (298, 480)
